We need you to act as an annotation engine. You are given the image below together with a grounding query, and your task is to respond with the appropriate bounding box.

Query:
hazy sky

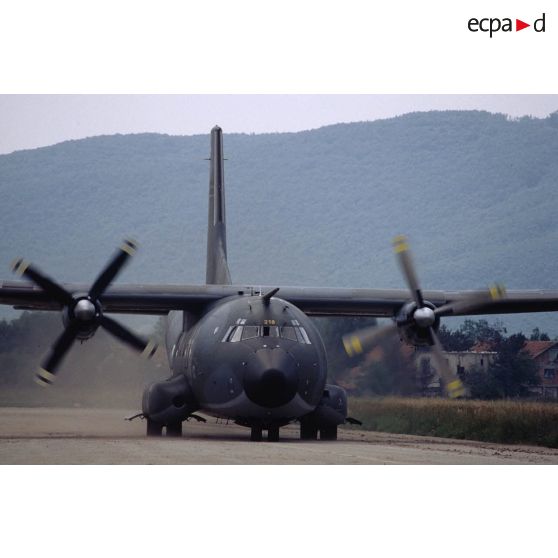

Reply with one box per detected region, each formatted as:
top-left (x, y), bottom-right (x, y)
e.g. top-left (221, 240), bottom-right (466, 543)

top-left (1, 94), bottom-right (557, 155)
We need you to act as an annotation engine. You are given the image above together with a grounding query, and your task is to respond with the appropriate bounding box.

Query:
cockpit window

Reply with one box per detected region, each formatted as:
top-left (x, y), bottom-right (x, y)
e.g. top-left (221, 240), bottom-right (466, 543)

top-left (241, 326), bottom-right (259, 340)
top-left (262, 325), bottom-right (280, 337)
top-left (297, 327), bottom-right (311, 344)
top-left (280, 326), bottom-right (298, 341)
top-left (224, 325), bottom-right (243, 343)
top-left (222, 323), bottom-right (311, 344)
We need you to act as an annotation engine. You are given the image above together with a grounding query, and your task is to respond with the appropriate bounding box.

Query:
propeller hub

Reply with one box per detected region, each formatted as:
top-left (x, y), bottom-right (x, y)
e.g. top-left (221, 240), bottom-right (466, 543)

top-left (413, 306), bottom-right (435, 328)
top-left (73, 299), bottom-right (97, 322)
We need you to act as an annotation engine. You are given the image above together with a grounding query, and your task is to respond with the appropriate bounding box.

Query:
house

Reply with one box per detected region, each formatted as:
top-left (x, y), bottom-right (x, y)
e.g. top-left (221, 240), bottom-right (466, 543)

top-left (417, 346), bottom-right (497, 396)
top-left (337, 336), bottom-right (558, 399)
top-left (523, 340), bottom-right (558, 399)
top-left (445, 348), bottom-right (497, 375)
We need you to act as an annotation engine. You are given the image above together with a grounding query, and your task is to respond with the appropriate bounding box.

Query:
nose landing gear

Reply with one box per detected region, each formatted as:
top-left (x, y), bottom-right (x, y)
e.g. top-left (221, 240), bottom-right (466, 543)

top-left (250, 425), bottom-right (280, 442)
top-left (267, 426), bottom-right (280, 442)
top-left (250, 427), bottom-right (263, 441)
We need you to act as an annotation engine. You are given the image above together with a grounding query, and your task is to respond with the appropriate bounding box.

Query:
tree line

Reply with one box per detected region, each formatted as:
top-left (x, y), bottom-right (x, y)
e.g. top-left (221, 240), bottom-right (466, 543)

top-left (318, 317), bottom-right (548, 400)
top-left (0, 312), bottom-right (552, 400)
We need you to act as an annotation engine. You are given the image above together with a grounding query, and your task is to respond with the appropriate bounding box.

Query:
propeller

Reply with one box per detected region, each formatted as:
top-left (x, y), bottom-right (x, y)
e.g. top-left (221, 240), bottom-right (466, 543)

top-left (12, 239), bottom-right (157, 387)
top-left (343, 235), bottom-right (506, 398)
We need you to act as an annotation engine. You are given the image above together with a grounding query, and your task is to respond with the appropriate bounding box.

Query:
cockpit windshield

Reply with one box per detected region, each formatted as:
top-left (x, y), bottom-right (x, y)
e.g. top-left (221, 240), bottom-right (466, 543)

top-left (222, 322), bottom-right (311, 344)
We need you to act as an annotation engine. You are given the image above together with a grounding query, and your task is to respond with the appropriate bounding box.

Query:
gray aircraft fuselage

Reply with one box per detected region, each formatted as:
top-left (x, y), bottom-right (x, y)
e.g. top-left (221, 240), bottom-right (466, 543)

top-left (157, 294), bottom-right (328, 428)
top-left (140, 126), bottom-right (346, 440)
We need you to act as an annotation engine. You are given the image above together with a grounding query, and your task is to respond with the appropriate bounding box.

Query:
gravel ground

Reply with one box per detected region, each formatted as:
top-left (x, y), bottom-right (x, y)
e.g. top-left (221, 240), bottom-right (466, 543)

top-left (1, 407), bottom-right (558, 464)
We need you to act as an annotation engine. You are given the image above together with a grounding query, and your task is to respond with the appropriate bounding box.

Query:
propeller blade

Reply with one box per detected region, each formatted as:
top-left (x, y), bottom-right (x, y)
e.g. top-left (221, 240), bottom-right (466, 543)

top-left (428, 327), bottom-right (467, 399)
top-left (434, 284), bottom-right (507, 317)
top-left (11, 259), bottom-right (74, 306)
top-left (393, 235), bottom-right (424, 307)
top-left (342, 322), bottom-right (399, 356)
top-left (35, 324), bottom-right (80, 387)
top-left (100, 315), bottom-right (157, 358)
top-left (88, 239), bottom-right (138, 300)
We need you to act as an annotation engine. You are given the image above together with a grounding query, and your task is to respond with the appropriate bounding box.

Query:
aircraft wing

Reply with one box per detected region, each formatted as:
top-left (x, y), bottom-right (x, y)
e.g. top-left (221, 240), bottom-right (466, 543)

top-left (2, 279), bottom-right (558, 317)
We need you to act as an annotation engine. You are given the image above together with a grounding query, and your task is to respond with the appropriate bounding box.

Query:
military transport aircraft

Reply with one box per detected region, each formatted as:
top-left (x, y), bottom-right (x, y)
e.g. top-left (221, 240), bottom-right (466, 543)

top-left (2, 126), bottom-right (558, 442)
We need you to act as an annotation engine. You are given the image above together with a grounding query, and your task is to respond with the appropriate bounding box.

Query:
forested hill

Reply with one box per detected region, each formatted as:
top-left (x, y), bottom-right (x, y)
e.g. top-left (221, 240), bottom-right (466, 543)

top-left (1, 110), bottom-right (558, 333)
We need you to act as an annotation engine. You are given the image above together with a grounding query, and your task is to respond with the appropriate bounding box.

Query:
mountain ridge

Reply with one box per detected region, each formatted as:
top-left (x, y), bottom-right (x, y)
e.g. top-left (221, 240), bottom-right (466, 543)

top-left (1, 110), bottom-right (558, 333)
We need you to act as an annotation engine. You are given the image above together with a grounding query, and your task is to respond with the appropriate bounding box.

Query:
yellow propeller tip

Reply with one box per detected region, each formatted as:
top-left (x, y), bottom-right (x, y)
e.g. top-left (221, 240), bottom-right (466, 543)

top-left (392, 235), bottom-right (409, 253)
top-left (447, 379), bottom-right (466, 399)
top-left (343, 336), bottom-right (364, 356)
top-left (141, 340), bottom-right (158, 359)
top-left (35, 368), bottom-right (56, 387)
top-left (124, 237), bottom-right (139, 248)
top-left (342, 337), bottom-right (354, 357)
top-left (489, 283), bottom-right (506, 300)
top-left (11, 258), bottom-right (29, 276)
top-left (120, 239), bottom-right (138, 256)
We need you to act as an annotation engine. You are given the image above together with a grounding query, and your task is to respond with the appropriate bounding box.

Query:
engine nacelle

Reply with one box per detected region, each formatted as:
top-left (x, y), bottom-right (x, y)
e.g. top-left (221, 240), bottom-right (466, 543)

top-left (142, 374), bottom-right (198, 425)
top-left (166, 310), bottom-right (201, 369)
top-left (396, 300), bottom-right (440, 347)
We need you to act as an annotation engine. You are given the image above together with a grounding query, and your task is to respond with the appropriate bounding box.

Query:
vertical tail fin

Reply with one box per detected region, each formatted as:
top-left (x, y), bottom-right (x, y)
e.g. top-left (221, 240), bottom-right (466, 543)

top-left (206, 126), bottom-right (232, 285)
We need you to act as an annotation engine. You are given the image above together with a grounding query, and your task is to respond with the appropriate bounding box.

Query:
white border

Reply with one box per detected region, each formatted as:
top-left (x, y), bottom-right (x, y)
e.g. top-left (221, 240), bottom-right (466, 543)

top-left (1, 1), bottom-right (557, 557)
top-left (1, 466), bottom-right (555, 557)
top-left (0, 2), bottom-right (555, 93)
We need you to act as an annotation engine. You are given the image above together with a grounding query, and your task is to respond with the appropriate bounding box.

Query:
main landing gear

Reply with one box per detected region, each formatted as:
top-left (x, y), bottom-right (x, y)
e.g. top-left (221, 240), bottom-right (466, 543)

top-left (299, 421), bottom-right (337, 441)
top-left (319, 426), bottom-right (337, 441)
top-left (146, 419), bottom-right (162, 436)
top-left (166, 422), bottom-right (183, 437)
top-left (249, 423), bottom-right (338, 442)
top-left (300, 422), bottom-right (318, 440)
top-left (146, 419), bottom-right (183, 437)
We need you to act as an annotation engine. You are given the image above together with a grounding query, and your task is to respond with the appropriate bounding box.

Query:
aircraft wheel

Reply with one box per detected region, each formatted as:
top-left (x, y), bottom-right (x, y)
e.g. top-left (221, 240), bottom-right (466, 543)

top-left (166, 422), bottom-right (183, 437)
top-left (146, 419), bottom-right (163, 437)
top-left (250, 427), bottom-right (263, 442)
top-left (268, 426), bottom-right (280, 442)
top-left (300, 423), bottom-right (318, 440)
top-left (320, 426), bottom-right (337, 441)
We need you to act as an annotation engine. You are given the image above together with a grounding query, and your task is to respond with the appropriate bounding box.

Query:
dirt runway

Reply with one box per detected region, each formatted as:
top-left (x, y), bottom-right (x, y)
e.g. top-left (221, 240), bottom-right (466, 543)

top-left (1, 407), bottom-right (557, 464)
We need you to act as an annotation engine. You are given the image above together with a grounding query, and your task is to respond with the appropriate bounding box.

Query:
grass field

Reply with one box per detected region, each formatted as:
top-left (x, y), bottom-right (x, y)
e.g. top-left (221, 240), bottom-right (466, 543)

top-left (348, 397), bottom-right (558, 448)
top-left (3, 388), bottom-right (558, 448)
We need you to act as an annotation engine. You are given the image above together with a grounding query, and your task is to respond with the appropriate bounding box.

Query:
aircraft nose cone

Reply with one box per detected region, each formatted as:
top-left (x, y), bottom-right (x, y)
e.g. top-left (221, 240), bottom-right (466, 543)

top-left (244, 348), bottom-right (298, 408)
